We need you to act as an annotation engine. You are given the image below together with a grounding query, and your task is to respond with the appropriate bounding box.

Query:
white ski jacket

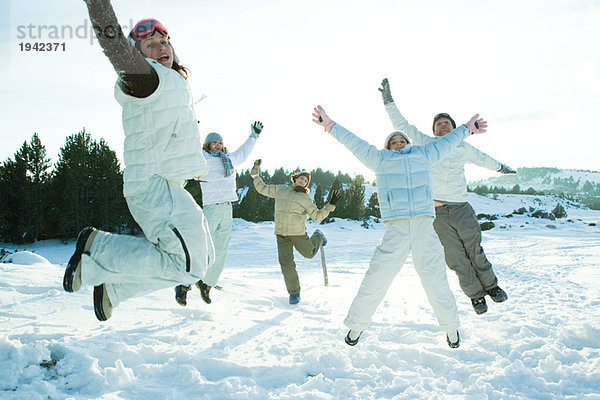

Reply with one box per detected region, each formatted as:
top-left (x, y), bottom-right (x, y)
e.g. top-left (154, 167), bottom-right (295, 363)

top-left (200, 135), bottom-right (258, 206)
top-left (385, 102), bottom-right (502, 203)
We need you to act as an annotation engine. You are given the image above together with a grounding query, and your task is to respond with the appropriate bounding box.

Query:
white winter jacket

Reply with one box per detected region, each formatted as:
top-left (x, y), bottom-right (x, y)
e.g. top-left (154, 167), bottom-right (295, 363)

top-left (115, 59), bottom-right (208, 197)
top-left (200, 135), bottom-right (258, 206)
top-left (385, 103), bottom-right (502, 203)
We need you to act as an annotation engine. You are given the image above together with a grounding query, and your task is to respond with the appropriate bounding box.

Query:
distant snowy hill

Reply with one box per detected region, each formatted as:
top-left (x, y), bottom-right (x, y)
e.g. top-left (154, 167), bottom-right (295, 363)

top-left (470, 167), bottom-right (600, 193)
top-left (469, 167), bottom-right (600, 209)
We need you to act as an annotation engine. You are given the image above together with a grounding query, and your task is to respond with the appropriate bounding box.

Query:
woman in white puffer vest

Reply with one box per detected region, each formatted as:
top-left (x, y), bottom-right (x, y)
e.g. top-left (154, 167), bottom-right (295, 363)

top-left (63, 2), bottom-right (214, 321)
top-left (175, 126), bottom-right (262, 306)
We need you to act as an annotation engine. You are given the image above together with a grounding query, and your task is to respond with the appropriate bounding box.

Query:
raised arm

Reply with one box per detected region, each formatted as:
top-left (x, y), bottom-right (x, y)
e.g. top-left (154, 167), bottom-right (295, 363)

top-left (83, 0), bottom-right (158, 97)
top-left (250, 159), bottom-right (280, 198)
top-left (229, 121), bottom-right (262, 167)
top-left (312, 106), bottom-right (382, 171)
top-left (423, 114), bottom-right (488, 164)
top-left (379, 79), bottom-right (432, 145)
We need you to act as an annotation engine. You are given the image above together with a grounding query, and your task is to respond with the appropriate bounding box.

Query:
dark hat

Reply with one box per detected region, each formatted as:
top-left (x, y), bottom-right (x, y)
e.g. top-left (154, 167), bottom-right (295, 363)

top-left (432, 113), bottom-right (456, 132)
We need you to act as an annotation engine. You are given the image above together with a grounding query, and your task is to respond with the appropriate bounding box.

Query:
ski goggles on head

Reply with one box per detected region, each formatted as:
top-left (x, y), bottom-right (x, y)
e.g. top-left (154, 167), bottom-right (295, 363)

top-left (127, 18), bottom-right (169, 45)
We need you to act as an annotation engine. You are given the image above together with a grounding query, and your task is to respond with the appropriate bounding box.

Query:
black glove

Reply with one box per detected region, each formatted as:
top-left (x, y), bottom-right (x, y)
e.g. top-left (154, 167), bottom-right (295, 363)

top-left (251, 159), bottom-right (262, 175)
top-left (251, 121), bottom-right (263, 135)
top-left (328, 189), bottom-right (342, 205)
top-left (497, 164), bottom-right (517, 174)
top-left (378, 78), bottom-right (394, 105)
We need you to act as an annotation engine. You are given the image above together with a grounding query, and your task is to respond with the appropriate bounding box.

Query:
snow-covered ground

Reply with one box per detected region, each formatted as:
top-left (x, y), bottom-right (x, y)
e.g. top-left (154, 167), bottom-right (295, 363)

top-left (1, 194), bottom-right (599, 400)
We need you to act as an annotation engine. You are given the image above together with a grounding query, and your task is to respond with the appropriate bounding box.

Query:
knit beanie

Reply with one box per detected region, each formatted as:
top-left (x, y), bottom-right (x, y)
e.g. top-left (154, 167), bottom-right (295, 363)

top-left (384, 131), bottom-right (411, 149)
top-left (204, 132), bottom-right (223, 145)
top-left (432, 113), bottom-right (456, 133)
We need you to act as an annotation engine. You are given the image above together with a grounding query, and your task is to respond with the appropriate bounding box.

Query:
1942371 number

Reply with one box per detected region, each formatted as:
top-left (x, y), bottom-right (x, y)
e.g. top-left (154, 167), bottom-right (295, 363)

top-left (19, 42), bottom-right (66, 51)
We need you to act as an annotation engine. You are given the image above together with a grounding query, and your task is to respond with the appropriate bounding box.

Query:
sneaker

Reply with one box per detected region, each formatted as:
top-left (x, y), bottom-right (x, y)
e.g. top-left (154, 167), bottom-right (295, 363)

top-left (289, 293), bottom-right (301, 305)
top-left (471, 297), bottom-right (488, 315)
top-left (175, 285), bottom-right (191, 306)
top-left (94, 284), bottom-right (112, 321)
top-left (446, 331), bottom-right (460, 348)
top-left (195, 280), bottom-right (212, 304)
top-left (345, 330), bottom-right (362, 346)
top-left (313, 229), bottom-right (327, 247)
top-left (63, 227), bottom-right (98, 292)
top-left (487, 286), bottom-right (508, 303)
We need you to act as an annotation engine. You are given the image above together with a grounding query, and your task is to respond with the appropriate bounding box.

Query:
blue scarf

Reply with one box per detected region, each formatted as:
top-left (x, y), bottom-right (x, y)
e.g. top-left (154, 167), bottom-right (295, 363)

top-left (208, 150), bottom-right (234, 177)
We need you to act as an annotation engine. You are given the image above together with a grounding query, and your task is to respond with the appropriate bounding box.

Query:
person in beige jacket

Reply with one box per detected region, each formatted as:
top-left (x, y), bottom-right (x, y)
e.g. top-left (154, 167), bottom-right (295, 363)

top-left (250, 159), bottom-right (341, 305)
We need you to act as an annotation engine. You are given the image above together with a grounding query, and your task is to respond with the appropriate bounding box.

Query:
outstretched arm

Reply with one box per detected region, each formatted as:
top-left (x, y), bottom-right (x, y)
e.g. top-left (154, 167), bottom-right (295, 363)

top-left (379, 78), bottom-right (431, 145)
top-left (312, 106), bottom-right (382, 171)
top-left (250, 159), bottom-right (279, 198)
top-left (229, 121), bottom-right (262, 166)
top-left (463, 143), bottom-right (517, 174)
top-left (303, 199), bottom-right (336, 222)
top-left (83, 0), bottom-right (158, 97)
top-left (423, 114), bottom-right (488, 164)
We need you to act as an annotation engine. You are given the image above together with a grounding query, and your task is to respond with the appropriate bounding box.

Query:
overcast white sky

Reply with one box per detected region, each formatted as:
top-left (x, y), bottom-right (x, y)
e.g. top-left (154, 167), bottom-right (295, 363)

top-left (2, 0), bottom-right (599, 182)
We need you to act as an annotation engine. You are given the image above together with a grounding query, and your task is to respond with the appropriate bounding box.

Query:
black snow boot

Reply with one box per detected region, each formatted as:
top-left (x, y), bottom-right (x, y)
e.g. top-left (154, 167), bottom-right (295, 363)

top-left (94, 284), bottom-right (112, 321)
top-left (487, 286), bottom-right (508, 303)
top-left (196, 280), bottom-right (212, 304)
top-left (345, 330), bottom-right (362, 346)
top-left (63, 227), bottom-right (98, 292)
top-left (471, 297), bottom-right (488, 315)
top-left (446, 331), bottom-right (460, 348)
top-left (175, 285), bottom-right (191, 306)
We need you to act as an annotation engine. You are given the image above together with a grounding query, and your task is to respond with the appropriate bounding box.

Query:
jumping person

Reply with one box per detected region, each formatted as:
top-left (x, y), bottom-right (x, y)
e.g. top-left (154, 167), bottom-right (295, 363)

top-left (312, 105), bottom-right (487, 348)
top-left (250, 160), bottom-right (341, 305)
top-left (63, 1), bottom-right (214, 321)
top-left (175, 123), bottom-right (263, 306)
top-left (379, 78), bottom-right (514, 315)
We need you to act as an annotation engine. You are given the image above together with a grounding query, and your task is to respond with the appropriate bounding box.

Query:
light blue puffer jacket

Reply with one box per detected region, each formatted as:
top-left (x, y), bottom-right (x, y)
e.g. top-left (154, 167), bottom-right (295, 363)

top-left (385, 103), bottom-right (502, 202)
top-left (329, 124), bottom-right (469, 221)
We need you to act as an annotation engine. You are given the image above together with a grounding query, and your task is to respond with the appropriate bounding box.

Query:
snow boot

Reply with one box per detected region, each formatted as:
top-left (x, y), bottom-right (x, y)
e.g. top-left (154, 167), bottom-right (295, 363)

top-left (345, 330), bottom-right (362, 346)
top-left (63, 227), bottom-right (98, 292)
top-left (471, 297), bottom-right (488, 314)
top-left (289, 293), bottom-right (300, 305)
top-left (487, 286), bottom-right (508, 303)
top-left (196, 280), bottom-right (212, 304)
top-left (313, 229), bottom-right (327, 247)
top-left (175, 285), bottom-right (191, 306)
top-left (446, 331), bottom-right (460, 348)
top-left (94, 284), bottom-right (112, 321)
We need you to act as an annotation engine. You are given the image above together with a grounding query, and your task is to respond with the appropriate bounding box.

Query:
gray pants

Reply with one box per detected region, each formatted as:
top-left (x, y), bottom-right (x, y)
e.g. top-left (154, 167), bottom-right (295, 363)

top-left (433, 202), bottom-right (497, 299)
top-left (276, 233), bottom-right (323, 295)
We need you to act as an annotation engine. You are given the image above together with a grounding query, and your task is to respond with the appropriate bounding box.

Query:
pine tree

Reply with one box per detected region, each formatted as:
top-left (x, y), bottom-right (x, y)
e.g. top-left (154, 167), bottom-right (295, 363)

top-left (0, 149), bottom-right (29, 242)
top-left (314, 183), bottom-right (325, 209)
top-left (342, 175), bottom-right (366, 220)
top-left (50, 129), bottom-right (130, 238)
top-left (552, 203), bottom-right (567, 219)
top-left (366, 192), bottom-right (381, 218)
top-left (0, 134), bottom-right (52, 242)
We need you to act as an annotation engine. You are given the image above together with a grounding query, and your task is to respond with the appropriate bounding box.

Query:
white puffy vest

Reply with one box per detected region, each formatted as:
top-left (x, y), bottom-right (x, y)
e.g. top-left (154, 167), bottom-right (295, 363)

top-left (115, 59), bottom-right (207, 197)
